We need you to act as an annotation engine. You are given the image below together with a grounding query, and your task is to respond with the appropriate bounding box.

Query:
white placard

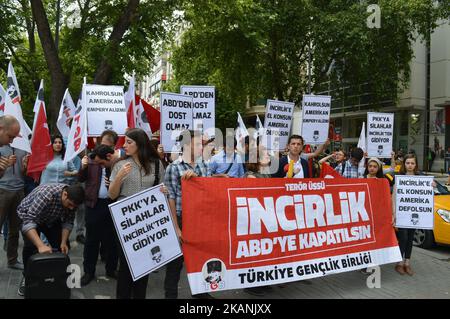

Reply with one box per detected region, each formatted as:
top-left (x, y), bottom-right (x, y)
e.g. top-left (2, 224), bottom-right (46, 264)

top-left (180, 85), bottom-right (215, 137)
top-left (160, 92), bottom-right (193, 153)
top-left (395, 175), bottom-right (434, 230)
top-left (85, 84), bottom-right (127, 136)
top-left (264, 99), bottom-right (295, 151)
top-left (367, 112), bottom-right (394, 158)
top-left (108, 184), bottom-right (183, 281)
top-left (301, 95), bottom-right (331, 144)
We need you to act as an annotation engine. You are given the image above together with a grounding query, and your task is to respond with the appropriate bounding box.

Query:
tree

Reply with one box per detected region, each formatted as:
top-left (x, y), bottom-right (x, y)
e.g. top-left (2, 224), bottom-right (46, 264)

top-left (0, 1), bottom-right (47, 123)
top-left (167, 0), bottom-right (449, 129)
top-left (3, 0), bottom-right (181, 129)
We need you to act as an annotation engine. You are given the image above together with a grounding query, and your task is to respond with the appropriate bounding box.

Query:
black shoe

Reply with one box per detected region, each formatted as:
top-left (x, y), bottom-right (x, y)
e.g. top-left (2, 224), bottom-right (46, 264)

top-left (192, 293), bottom-right (215, 299)
top-left (76, 235), bottom-right (86, 245)
top-left (105, 270), bottom-right (118, 279)
top-left (18, 277), bottom-right (25, 297)
top-left (8, 261), bottom-right (24, 270)
top-left (81, 273), bottom-right (94, 286)
top-left (244, 287), bottom-right (267, 297)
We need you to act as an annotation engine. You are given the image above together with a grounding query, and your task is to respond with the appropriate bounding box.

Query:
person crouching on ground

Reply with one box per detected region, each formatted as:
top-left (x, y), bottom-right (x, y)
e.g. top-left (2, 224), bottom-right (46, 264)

top-left (16, 183), bottom-right (85, 296)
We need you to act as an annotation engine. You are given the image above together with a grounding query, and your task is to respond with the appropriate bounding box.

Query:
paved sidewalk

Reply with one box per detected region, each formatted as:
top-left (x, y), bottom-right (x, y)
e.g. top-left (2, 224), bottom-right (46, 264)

top-left (1, 233), bottom-right (449, 299)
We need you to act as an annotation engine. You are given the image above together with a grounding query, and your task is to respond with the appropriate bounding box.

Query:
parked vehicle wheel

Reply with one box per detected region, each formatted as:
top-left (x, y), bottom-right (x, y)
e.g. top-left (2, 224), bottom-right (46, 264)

top-left (413, 229), bottom-right (435, 249)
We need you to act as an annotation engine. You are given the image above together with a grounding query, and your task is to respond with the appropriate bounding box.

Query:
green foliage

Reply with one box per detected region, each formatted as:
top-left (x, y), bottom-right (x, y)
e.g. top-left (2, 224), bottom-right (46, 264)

top-left (0, 0), bottom-right (182, 123)
top-left (168, 0), bottom-right (449, 129)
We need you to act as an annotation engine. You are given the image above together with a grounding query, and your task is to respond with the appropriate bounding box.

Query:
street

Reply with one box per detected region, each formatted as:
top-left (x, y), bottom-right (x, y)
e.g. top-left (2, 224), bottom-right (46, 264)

top-left (1, 233), bottom-right (449, 299)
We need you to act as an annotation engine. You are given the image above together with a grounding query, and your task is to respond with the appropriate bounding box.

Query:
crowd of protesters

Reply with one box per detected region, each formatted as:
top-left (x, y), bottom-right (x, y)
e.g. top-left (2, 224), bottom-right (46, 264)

top-left (0, 113), bottom-right (446, 299)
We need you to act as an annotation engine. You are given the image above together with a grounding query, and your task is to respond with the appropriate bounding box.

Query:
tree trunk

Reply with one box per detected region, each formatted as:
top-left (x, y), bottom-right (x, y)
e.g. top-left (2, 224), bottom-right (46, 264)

top-left (19, 0), bottom-right (36, 54)
top-left (30, 0), bottom-right (68, 130)
top-left (93, 0), bottom-right (140, 84)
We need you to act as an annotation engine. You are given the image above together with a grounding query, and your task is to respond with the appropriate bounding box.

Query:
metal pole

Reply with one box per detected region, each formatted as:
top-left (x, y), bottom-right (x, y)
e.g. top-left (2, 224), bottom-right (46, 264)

top-left (423, 14), bottom-right (431, 172)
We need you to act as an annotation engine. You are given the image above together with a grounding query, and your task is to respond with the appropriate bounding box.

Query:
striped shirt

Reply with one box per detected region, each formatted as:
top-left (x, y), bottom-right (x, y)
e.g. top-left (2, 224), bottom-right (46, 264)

top-left (17, 183), bottom-right (75, 233)
top-left (335, 160), bottom-right (364, 179)
top-left (164, 157), bottom-right (211, 216)
top-left (109, 157), bottom-right (165, 201)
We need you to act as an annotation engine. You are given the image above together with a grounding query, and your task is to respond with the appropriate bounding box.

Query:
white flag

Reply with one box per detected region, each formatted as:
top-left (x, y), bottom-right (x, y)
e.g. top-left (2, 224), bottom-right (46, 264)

top-left (254, 115), bottom-right (265, 138)
top-left (32, 80), bottom-right (45, 130)
top-left (236, 112), bottom-right (248, 153)
top-left (357, 122), bottom-right (366, 152)
top-left (4, 93), bottom-right (31, 153)
top-left (57, 89), bottom-right (76, 138)
top-left (357, 122), bottom-right (366, 174)
top-left (0, 84), bottom-right (5, 116)
top-left (3, 62), bottom-right (31, 152)
top-left (135, 99), bottom-right (152, 138)
top-left (6, 62), bottom-right (21, 104)
top-left (64, 85), bottom-right (88, 164)
top-left (5, 62), bottom-right (32, 136)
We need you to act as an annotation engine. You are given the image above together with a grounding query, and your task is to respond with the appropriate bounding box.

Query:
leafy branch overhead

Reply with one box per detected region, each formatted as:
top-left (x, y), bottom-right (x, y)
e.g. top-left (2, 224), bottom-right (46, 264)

top-left (0, 0), bottom-right (181, 127)
top-left (167, 0), bottom-right (449, 129)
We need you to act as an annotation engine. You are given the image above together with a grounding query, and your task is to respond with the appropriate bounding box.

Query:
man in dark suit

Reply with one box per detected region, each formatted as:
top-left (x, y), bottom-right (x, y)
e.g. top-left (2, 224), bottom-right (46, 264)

top-left (273, 135), bottom-right (310, 178)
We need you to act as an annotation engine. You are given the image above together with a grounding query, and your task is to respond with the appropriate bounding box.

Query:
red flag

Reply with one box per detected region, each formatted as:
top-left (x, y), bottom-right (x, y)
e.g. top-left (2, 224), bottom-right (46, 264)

top-left (127, 98), bottom-right (136, 129)
top-left (116, 95), bottom-right (161, 149)
top-left (27, 103), bottom-right (53, 181)
top-left (138, 95), bottom-right (160, 132)
top-left (320, 162), bottom-right (343, 179)
top-left (304, 144), bottom-right (313, 177)
top-left (87, 137), bottom-right (96, 150)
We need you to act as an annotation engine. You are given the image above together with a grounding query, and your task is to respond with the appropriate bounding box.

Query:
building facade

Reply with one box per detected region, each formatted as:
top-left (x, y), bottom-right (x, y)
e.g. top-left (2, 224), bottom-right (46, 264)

top-left (246, 22), bottom-right (450, 172)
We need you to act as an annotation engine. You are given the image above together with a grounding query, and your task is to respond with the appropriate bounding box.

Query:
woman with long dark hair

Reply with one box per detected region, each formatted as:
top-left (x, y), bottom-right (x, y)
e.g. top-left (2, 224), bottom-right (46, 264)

top-left (40, 134), bottom-right (78, 185)
top-left (109, 128), bottom-right (167, 299)
top-left (392, 153), bottom-right (422, 276)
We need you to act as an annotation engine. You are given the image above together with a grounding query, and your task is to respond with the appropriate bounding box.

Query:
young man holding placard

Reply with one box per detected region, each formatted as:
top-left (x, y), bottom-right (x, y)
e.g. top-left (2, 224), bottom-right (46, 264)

top-left (163, 130), bottom-right (213, 299)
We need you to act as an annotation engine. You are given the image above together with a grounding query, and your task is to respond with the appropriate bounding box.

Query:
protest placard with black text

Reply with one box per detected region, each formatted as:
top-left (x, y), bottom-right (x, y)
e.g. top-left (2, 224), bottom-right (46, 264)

top-left (264, 99), bottom-right (295, 151)
top-left (180, 85), bottom-right (215, 137)
top-left (85, 84), bottom-right (128, 136)
top-left (301, 95), bottom-right (331, 145)
top-left (395, 175), bottom-right (434, 230)
top-left (160, 92), bottom-right (194, 153)
top-left (367, 112), bottom-right (394, 158)
top-left (108, 184), bottom-right (182, 281)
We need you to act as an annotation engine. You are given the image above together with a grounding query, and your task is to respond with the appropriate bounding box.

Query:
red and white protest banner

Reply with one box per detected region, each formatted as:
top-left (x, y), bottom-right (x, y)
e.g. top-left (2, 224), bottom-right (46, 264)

top-left (182, 178), bottom-right (401, 294)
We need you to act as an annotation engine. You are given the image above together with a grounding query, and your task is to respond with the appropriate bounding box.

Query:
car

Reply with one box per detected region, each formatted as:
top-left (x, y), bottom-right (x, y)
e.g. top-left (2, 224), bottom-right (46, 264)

top-left (413, 181), bottom-right (450, 249)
